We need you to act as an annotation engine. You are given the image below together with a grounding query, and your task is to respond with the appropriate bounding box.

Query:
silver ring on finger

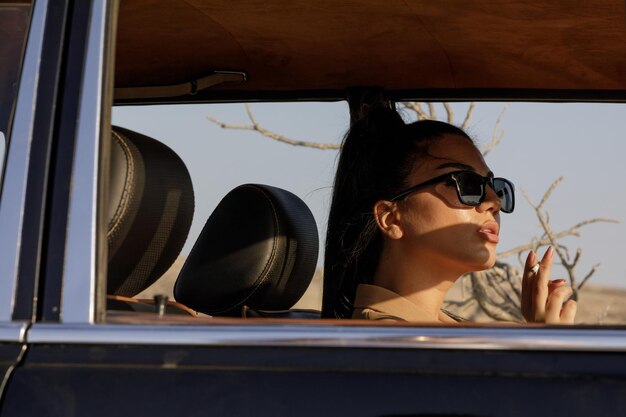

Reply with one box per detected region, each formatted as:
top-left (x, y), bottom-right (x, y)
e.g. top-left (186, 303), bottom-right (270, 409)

top-left (530, 263), bottom-right (540, 275)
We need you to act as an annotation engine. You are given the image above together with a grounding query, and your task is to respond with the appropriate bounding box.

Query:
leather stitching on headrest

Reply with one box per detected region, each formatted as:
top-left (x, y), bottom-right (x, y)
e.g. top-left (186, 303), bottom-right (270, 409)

top-left (108, 130), bottom-right (136, 241)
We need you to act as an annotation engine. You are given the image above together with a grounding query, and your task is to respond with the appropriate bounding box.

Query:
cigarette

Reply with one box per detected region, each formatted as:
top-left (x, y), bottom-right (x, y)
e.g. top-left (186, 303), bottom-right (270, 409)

top-left (530, 263), bottom-right (540, 275)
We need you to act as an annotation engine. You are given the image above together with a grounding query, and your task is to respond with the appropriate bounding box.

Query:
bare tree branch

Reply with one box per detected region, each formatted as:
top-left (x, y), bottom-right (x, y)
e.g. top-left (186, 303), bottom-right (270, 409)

top-left (206, 104), bottom-right (341, 150)
top-left (578, 263), bottom-right (600, 291)
top-left (461, 102), bottom-right (476, 130)
top-left (571, 248), bottom-right (582, 268)
top-left (480, 104), bottom-right (509, 156)
top-left (404, 101), bottom-right (476, 127)
top-left (443, 103), bottom-right (454, 124)
top-left (519, 178), bottom-right (619, 300)
top-left (468, 271), bottom-right (522, 321)
top-left (496, 217), bottom-right (618, 259)
top-left (534, 177), bottom-right (564, 211)
top-left (401, 102), bottom-right (429, 120)
top-left (560, 244), bottom-right (572, 263)
top-left (245, 102), bottom-right (258, 125)
top-left (427, 102), bottom-right (436, 119)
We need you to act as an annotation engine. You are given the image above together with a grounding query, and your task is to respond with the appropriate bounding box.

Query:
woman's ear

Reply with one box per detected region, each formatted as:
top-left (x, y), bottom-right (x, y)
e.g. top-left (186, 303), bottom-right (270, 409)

top-left (373, 200), bottom-right (403, 240)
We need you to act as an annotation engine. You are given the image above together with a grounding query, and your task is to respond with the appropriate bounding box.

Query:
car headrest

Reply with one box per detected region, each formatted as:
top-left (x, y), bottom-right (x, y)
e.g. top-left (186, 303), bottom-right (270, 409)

top-left (174, 184), bottom-right (318, 316)
top-left (107, 126), bottom-right (194, 296)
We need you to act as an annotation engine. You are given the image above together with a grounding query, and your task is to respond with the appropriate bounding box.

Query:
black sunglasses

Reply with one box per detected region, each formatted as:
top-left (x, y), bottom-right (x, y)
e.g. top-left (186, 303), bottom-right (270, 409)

top-left (390, 170), bottom-right (515, 213)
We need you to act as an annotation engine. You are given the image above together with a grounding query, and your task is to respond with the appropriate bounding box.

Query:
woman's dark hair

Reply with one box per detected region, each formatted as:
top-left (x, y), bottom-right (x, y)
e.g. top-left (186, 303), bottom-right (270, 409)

top-left (322, 104), bottom-right (473, 318)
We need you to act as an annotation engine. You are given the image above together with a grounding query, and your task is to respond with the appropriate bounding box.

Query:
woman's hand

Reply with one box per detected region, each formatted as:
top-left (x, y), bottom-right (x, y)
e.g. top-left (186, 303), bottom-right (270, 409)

top-left (521, 247), bottom-right (577, 324)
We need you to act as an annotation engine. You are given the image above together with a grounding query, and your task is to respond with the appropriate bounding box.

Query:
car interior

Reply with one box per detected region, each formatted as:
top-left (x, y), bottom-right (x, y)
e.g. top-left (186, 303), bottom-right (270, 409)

top-left (103, 0), bottom-right (626, 323)
top-left (104, 125), bottom-right (322, 320)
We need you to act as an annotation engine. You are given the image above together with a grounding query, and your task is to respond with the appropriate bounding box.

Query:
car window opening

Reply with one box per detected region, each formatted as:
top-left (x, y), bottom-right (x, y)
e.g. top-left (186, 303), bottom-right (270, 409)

top-left (106, 100), bottom-right (626, 327)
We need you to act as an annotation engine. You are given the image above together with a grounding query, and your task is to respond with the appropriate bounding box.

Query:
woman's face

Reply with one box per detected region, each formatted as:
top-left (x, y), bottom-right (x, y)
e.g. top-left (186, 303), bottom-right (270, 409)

top-left (395, 133), bottom-right (502, 275)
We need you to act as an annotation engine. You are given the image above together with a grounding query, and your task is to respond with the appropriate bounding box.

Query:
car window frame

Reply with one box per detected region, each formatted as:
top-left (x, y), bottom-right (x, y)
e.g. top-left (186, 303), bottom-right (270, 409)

top-left (21, 0), bottom-right (626, 354)
top-left (0, 0), bottom-right (43, 328)
top-left (55, 0), bottom-right (114, 324)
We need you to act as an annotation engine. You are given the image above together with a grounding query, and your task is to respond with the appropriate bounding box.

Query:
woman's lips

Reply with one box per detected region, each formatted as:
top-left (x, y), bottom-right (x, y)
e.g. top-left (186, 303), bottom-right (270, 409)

top-left (478, 221), bottom-right (500, 243)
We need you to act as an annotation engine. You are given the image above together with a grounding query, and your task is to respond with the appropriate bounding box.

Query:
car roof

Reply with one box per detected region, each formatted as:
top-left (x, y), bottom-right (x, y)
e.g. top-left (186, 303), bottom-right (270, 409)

top-left (114, 0), bottom-right (626, 103)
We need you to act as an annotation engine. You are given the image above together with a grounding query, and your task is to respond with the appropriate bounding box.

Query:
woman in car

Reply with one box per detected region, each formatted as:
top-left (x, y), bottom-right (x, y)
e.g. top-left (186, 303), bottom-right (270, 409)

top-left (322, 104), bottom-right (576, 324)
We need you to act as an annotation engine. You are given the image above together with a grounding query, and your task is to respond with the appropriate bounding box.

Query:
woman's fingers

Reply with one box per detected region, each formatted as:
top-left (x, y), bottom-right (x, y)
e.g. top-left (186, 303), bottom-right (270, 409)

top-left (560, 299), bottom-right (578, 324)
top-left (545, 284), bottom-right (574, 323)
top-left (520, 247), bottom-right (577, 324)
top-left (531, 247), bottom-right (554, 321)
top-left (547, 279), bottom-right (566, 293)
top-left (521, 251), bottom-right (537, 321)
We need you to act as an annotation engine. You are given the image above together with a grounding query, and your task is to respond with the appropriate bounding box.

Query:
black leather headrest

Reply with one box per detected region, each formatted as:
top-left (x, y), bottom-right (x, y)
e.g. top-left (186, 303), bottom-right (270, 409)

top-left (174, 184), bottom-right (318, 316)
top-left (107, 126), bottom-right (194, 296)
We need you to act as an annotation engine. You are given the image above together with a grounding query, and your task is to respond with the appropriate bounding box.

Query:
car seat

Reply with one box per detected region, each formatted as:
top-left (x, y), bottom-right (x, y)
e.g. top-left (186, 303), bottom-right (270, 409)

top-left (174, 184), bottom-right (320, 318)
top-left (106, 126), bottom-right (194, 314)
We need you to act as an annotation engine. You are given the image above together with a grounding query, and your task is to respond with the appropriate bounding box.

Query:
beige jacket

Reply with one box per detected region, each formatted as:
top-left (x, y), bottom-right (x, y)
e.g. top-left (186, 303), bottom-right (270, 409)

top-left (351, 284), bottom-right (464, 323)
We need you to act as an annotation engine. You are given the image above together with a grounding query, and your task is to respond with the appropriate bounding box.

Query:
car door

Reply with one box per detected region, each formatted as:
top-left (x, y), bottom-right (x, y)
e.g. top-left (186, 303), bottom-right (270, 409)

top-left (2, 1), bottom-right (626, 417)
top-left (0, 0), bottom-right (107, 410)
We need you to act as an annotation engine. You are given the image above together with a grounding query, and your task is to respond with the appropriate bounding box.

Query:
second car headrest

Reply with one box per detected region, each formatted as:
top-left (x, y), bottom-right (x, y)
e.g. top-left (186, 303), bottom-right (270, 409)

top-left (174, 184), bottom-right (319, 316)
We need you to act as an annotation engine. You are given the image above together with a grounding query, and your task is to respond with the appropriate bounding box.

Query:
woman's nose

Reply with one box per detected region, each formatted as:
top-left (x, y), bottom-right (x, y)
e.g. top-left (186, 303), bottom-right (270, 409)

top-left (478, 184), bottom-right (501, 213)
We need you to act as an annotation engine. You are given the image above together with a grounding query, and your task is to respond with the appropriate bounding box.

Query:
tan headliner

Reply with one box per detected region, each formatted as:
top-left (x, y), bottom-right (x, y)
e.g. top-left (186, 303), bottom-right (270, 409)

top-left (114, 0), bottom-right (626, 97)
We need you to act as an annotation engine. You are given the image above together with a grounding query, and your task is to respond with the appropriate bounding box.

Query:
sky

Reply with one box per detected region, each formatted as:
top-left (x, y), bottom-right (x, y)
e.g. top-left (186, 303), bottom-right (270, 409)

top-left (110, 101), bottom-right (626, 289)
